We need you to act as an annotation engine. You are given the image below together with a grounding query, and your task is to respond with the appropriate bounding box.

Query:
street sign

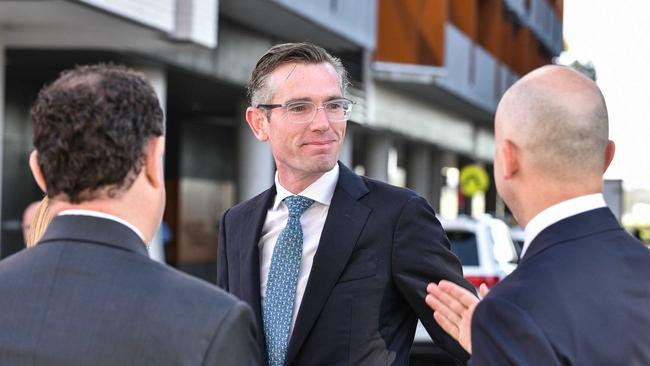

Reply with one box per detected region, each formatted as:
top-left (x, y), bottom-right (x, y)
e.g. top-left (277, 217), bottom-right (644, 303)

top-left (459, 164), bottom-right (490, 196)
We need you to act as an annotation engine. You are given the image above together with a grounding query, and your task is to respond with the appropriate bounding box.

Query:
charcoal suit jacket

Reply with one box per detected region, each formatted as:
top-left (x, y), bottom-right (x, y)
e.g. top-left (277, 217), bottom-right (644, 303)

top-left (218, 162), bottom-right (473, 365)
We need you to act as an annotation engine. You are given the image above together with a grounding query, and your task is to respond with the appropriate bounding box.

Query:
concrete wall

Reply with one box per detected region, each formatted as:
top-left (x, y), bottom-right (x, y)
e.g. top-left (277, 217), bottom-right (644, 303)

top-left (79, 0), bottom-right (176, 32)
top-left (271, 0), bottom-right (377, 49)
top-left (373, 84), bottom-right (475, 156)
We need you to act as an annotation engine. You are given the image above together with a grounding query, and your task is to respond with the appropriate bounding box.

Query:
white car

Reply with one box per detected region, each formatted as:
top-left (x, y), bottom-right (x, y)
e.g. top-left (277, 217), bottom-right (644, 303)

top-left (440, 214), bottom-right (519, 288)
top-left (510, 225), bottom-right (525, 256)
top-left (411, 214), bottom-right (519, 363)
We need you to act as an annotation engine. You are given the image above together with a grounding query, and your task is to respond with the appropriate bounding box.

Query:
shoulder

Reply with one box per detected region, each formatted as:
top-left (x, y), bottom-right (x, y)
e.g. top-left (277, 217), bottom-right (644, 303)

top-left (224, 187), bottom-right (274, 220)
top-left (471, 296), bottom-right (562, 365)
top-left (356, 175), bottom-right (422, 203)
top-left (143, 260), bottom-right (245, 312)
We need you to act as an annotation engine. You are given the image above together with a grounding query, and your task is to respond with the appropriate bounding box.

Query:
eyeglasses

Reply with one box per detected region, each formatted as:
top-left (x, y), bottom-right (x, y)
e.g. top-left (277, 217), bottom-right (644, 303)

top-left (257, 98), bottom-right (355, 124)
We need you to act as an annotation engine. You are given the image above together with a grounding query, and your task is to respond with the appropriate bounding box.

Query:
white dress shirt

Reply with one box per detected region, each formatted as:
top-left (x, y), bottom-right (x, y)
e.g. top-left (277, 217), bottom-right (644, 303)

top-left (259, 164), bottom-right (339, 336)
top-left (521, 193), bottom-right (607, 258)
top-left (58, 209), bottom-right (146, 244)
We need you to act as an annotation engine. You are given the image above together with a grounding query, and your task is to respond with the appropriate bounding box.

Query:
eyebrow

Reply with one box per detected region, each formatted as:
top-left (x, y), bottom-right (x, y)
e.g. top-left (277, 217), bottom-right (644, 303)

top-left (284, 96), bottom-right (345, 104)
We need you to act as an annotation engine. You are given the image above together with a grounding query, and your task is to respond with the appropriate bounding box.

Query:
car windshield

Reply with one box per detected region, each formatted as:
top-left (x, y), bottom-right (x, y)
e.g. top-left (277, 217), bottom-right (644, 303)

top-left (447, 230), bottom-right (479, 266)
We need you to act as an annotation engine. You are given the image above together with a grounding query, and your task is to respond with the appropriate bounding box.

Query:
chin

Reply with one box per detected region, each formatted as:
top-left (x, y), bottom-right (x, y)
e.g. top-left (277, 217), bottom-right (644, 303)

top-left (309, 158), bottom-right (337, 174)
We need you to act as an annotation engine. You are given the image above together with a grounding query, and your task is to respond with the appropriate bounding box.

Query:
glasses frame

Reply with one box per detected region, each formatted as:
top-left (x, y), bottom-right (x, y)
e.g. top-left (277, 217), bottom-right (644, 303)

top-left (256, 98), bottom-right (355, 124)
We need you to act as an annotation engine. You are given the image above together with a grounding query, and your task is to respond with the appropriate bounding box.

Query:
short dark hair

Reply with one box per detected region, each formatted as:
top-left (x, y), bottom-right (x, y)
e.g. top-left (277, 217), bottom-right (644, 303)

top-left (247, 42), bottom-right (349, 107)
top-left (31, 64), bottom-right (164, 204)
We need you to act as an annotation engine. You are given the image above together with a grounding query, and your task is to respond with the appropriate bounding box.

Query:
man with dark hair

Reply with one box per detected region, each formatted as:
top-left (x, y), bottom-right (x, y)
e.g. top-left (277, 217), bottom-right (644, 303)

top-left (0, 64), bottom-right (260, 365)
top-left (218, 42), bottom-right (474, 366)
top-left (426, 66), bottom-right (650, 365)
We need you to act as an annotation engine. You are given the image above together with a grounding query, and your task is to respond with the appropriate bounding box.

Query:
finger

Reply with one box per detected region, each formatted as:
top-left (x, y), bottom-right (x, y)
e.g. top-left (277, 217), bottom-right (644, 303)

top-left (426, 282), bottom-right (437, 295)
top-left (433, 308), bottom-right (460, 341)
top-left (479, 283), bottom-right (490, 298)
top-left (426, 293), bottom-right (463, 325)
top-left (430, 282), bottom-right (470, 318)
top-left (439, 280), bottom-right (481, 308)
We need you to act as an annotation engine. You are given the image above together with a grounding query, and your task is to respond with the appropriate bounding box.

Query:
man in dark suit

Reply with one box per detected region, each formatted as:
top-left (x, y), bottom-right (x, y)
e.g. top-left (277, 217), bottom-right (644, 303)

top-left (217, 42), bottom-right (474, 366)
top-left (0, 64), bottom-right (261, 365)
top-left (426, 65), bottom-right (650, 365)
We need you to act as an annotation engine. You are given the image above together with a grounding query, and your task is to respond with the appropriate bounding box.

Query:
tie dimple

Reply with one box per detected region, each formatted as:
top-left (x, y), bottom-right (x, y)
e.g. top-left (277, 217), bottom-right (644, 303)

top-left (263, 195), bottom-right (314, 366)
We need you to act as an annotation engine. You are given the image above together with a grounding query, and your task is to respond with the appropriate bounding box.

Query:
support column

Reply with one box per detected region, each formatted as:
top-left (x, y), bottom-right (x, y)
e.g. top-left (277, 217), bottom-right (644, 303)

top-left (439, 151), bottom-right (459, 219)
top-left (339, 126), bottom-right (353, 168)
top-left (237, 100), bottom-right (274, 202)
top-left (366, 133), bottom-right (390, 182)
top-left (0, 35), bottom-right (6, 254)
top-left (430, 147), bottom-right (443, 213)
top-left (406, 144), bottom-right (433, 203)
top-left (137, 66), bottom-right (167, 263)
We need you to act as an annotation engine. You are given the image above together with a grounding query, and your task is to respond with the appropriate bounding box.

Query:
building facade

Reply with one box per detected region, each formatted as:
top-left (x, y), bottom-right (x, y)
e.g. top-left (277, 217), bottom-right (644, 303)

top-left (0, 0), bottom-right (563, 282)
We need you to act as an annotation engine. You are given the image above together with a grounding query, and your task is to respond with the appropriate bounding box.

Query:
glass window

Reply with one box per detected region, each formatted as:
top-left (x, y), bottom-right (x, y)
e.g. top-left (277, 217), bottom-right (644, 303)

top-left (447, 230), bottom-right (478, 266)
top-left (447, 230), bottom-right (479, 266)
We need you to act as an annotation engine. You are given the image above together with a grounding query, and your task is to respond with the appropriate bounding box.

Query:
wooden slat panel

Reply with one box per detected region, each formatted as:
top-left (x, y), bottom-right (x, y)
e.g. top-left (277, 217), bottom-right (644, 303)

top-left (376, 0), bottom-right (446, 66)
top-left (450, 0), bottom-right (478, 40)
top-left (477, 0), bottom-right (504, 59)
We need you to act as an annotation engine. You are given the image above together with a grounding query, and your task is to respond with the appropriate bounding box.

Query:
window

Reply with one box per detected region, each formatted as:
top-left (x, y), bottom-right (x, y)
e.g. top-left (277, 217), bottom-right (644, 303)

top-left (447, 230), bottom-right (480, 266)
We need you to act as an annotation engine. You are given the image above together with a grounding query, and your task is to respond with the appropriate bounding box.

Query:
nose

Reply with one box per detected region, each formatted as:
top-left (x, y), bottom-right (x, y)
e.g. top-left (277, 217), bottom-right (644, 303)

top-left (309, 106), bottom-right (330, 131)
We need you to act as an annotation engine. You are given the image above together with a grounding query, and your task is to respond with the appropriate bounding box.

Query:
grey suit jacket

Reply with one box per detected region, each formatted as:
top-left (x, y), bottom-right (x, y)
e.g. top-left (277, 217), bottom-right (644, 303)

top-left (0, 215), bottom-right (261, 365)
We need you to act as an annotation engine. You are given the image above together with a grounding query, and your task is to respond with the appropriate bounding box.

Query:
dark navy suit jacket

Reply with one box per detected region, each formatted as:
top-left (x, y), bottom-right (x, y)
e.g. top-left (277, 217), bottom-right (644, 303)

top-left (470, 207), bottom-right (650, 365)
top-left (218, 162), bottom-right (474, 365)
top-left (0, 215), bottom-right (261, 365)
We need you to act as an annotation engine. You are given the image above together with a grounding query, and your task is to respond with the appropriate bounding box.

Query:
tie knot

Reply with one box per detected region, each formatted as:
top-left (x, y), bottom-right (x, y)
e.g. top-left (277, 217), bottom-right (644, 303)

top-left (283, 195), bottom-right (314, 217)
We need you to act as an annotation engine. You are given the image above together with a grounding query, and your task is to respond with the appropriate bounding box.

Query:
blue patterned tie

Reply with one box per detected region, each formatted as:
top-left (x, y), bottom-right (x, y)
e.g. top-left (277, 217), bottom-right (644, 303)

top-left (263, 195), bottom-right (314, 366)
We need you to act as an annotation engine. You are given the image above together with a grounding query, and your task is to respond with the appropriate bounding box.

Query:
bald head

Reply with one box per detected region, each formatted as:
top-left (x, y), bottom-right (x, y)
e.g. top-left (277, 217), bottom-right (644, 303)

top-left (496, 65), bottom-right (609, 181)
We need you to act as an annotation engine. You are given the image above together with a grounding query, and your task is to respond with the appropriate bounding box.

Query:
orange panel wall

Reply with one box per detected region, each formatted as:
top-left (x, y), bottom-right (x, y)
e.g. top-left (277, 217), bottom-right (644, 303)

top-left (376, 0), bottom-right (447, 66)
top-left (376, 0), bottom-right (560, 74)
top-left (449, 0), bottom-right (478, 41)
top-left (554, 0), bottom-right (564, 20)
top-left (477, 0), bottom-right (504, 59)
top-left (513, 26), bottom-right (535, 75)
top-left (502, 20), bottom-right (516, 70)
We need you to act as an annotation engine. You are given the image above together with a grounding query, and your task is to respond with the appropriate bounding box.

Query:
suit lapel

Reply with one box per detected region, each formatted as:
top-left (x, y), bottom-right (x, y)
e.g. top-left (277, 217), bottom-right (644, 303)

top-left (520, 207), bottom-right (620, 266)
top-left (237, 187), bottom-right (276, 355)
top-left (284, 163), bottom-right (370, 366)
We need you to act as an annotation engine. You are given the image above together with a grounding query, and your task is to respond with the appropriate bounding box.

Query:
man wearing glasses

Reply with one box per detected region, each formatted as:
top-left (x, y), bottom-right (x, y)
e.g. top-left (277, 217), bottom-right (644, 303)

top-left (217, 42), bottom-right (474, 366)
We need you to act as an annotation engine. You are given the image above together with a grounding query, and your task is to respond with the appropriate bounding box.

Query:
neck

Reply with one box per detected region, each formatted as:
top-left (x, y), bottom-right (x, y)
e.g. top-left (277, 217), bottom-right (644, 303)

top-left (277, 170), bottom-right (325, 195)
top-left (51, 196), bottom-right (156, 244)
top-left (513, 178), bottom-right (602, 228)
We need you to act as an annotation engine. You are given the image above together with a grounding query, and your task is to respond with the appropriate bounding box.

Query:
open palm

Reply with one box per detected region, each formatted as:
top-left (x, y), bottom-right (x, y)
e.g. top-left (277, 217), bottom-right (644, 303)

top-left (425, 281), bottom-right (489, 353)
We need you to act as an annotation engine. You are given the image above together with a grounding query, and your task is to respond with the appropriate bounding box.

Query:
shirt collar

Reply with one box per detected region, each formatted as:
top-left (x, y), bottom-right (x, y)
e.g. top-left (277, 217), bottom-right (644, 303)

top-left (58, 209), bottom-right (146, 244)
top-left (273, 164), bottom-right (340, 209)
top-left (521, 193), bottom-right (607, 258)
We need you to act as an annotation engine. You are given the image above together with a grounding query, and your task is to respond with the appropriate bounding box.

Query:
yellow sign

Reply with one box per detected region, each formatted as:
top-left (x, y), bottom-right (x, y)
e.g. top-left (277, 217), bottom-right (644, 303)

top-left (459, 164), bottom-right (490, 196)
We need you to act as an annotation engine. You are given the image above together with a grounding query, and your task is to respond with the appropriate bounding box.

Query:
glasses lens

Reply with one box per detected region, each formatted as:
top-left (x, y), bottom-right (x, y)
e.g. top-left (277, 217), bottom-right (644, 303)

top-left (283, 100), bottom-right (353, 123)
top-left (324, 100), bottom-right (352, 122)
top-left (286, 102), bottom-right (315, 118)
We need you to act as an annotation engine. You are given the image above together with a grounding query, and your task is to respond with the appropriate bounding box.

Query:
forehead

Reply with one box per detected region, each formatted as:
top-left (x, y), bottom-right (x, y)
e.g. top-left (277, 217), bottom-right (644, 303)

top-left (268, 62), bottom-right (342, 101)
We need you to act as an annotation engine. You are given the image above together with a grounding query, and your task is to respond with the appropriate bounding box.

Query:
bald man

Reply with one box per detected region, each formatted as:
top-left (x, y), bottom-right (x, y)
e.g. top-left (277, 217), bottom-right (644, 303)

top-left (426, 65), bottom-right (650, 365)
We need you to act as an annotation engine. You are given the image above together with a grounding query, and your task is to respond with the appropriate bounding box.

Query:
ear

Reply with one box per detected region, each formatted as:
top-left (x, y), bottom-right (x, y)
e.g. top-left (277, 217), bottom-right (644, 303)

top-left (603, 140), bottom-right (615, 172)
top-left (144, 136), bottom-right (165, 189)
top-left (29, 150), bottom-right (47, 193)
top-left (246, 107), bottom-right (269, 142)
top-left (501, 139), bottom-right (519, 179)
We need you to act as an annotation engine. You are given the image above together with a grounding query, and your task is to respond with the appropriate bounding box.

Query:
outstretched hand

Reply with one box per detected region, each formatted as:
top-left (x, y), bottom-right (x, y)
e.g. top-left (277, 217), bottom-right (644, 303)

top-left (425, 281), bottom-right (489, 354)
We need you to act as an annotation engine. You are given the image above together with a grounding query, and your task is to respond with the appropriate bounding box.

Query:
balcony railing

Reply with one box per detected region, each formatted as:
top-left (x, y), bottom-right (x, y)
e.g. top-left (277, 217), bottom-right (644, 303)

top-left (503, 0), bottom-right (562, 55)
top-left (439, 24), bottom-right (505, 113)
top-left (77, 0), bottom-right (219, 48)
top-left (270, 0), bottom-right (377, 49)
